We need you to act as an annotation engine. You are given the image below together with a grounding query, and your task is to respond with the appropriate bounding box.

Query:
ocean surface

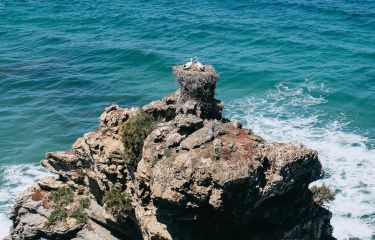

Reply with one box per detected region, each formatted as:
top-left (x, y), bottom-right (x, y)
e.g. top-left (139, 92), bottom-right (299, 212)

top-left (0, 0), bottom-right (374, 239)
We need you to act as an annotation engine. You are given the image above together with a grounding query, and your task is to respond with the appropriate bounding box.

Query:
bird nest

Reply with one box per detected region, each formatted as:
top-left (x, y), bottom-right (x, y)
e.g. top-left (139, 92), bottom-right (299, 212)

top-left (173, 64), bottom-right (218, 97)
top-left (173, 64), bottom-right (219, 117)
top-left (172, 64), bottom-right (219, 82)
top-left (172, 63), bottom-right (221, 118)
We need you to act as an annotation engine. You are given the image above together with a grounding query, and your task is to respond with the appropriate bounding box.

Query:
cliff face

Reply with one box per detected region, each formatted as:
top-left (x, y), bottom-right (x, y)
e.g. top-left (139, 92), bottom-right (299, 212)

top-left (6, 66), bottom-right (334, 240)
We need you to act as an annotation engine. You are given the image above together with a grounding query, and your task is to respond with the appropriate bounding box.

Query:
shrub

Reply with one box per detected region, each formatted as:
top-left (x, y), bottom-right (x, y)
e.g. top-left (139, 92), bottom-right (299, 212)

top-left (122, 111), bottom-right (161, 167)
top-left (45, 208), bottom-right (67, 228)
top-left (311, 184), bottom-right (335, 206)
top-left (45, 188), bottom-right (92, 228)
top-left (79, 197), bottom-right (91, 209)
top-left (51, 187), bottom-right (74, 206)
top-left (71, 207), bottom-right (88, 224)
top-left (103, 188), bottom-right (132, 223)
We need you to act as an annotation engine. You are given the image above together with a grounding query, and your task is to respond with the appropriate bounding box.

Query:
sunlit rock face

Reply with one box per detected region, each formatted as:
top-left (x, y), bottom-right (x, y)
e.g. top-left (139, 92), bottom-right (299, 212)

top-left (6, 65), bottom-right (334, 240)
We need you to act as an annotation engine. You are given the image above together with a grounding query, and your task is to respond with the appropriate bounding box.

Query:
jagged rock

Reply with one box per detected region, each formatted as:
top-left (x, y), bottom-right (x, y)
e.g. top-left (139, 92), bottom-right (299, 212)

top-left (99, 104), bottom-right (138, 134)
top-left (6, 186), bottom-right (84, 240)
top-left (7, 64), bottom-right (334, 240)
top-left (179, 120), bottom-right (228, 150)
top-left (71, 220), bottom-right (120, 240)
top-left (143, 91), bottom-right (179, 121)
top-left (38, 176), bottom-right (65, 191)
top-left (6, 182), bottom-right (141, 240)
top-left (132, 117), bottom-right (333, 240)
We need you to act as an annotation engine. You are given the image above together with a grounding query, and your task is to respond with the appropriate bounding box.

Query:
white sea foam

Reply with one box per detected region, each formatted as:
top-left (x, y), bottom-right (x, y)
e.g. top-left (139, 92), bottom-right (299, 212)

top-left (0, 164), bottom-right (53, 239)
top-left (226, 81), bottom-right (375, 239)
top-left (0, 214), bottom-right (12, 239)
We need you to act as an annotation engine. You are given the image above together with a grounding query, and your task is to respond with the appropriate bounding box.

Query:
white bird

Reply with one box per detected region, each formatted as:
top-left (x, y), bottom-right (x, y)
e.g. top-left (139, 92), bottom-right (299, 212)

top-left (183, 58), bottom-right (193, 69)
top-left (193, 57), bottom-right (204, 71)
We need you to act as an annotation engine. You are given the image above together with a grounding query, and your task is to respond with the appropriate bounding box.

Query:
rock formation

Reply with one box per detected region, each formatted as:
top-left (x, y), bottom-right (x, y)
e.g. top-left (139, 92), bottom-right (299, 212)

top-left (6, 64), bottom-right (335, 240)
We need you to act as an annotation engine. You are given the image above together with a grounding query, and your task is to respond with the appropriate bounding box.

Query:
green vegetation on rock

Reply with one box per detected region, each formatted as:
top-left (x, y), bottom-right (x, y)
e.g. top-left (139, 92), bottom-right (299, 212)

top-left (103, 188), bottom-right (132, 223)
top-left (45, 208), bottom-right (67, 228)
top-left (71, 206), bottom-right (88, 224)
top-left (311, 184), bottom-right (335, 206)
top-left (44, 187), bottom-right (91, 228)
top-left (79, 197), bottom-right (91, 209)
top-left (71, 197), bottom-right (91, 224)
top-left (122, 111), bottom-right (161, 168)
top-left (51, 187), bottom-right (74, 206)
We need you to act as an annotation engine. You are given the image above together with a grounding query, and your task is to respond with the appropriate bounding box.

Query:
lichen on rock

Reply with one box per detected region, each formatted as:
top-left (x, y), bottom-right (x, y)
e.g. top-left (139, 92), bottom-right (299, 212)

top-left (6, 63), bottom-right (335, 240)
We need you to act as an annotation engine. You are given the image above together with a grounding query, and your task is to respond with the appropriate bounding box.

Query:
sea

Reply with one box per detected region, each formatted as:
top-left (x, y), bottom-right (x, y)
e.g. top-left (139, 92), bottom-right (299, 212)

top-left (0, 0), bottom-right (374, 239)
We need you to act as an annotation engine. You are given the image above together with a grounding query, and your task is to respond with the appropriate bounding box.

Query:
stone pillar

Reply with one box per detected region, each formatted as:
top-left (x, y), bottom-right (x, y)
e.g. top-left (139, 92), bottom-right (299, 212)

top-left (172, 64), bottom-right (222, 119)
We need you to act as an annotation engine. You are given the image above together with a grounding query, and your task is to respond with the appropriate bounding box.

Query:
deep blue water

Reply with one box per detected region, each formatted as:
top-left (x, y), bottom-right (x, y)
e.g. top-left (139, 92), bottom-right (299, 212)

top-left (0, 0), bottom-right (374, 238)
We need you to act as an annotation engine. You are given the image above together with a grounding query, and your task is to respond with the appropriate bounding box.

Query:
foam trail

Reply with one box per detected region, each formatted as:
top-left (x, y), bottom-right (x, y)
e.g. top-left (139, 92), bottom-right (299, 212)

top-left (225, 81), bottom-right (375, 239)
top-left (0, 214), bottom-right (12, 239)
top-left (0, 164), bottom-right (53, 239)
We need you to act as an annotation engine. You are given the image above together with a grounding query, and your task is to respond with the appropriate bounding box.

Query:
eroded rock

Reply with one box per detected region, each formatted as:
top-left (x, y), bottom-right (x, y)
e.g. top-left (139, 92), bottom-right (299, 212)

top-left (7, 64), bottom-right (334, 240)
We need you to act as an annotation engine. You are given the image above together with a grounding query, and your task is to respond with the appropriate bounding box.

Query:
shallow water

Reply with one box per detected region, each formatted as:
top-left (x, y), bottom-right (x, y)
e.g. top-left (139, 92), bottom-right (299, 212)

top-left (0, 0), bottom-right (374, 239)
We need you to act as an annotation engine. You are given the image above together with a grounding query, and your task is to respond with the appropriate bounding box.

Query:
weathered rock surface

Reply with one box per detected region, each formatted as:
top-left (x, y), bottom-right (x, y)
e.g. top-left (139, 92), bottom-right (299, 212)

top-left (134, 113), bottom-right (333, 240)
top-left (6, 66), bottom-right (334, 240)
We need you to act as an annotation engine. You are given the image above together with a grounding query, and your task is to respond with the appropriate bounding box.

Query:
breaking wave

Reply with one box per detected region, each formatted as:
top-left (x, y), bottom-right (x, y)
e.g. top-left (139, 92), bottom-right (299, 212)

top-left (225, 81), bottom-right (375, 239)
top-left (0, 164), bottom-right (52, 239)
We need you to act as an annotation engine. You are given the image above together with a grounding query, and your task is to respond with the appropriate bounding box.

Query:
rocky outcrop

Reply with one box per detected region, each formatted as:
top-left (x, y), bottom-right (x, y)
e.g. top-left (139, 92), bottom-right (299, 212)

top-left (6, 64), bottom-right (334, 240)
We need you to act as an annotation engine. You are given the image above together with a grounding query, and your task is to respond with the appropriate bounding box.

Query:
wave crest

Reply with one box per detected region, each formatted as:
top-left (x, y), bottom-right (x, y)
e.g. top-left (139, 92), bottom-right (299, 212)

top-left (0, 164), bottom-right (53, 239)
top-left (225, 81), bottom-right (375, 239)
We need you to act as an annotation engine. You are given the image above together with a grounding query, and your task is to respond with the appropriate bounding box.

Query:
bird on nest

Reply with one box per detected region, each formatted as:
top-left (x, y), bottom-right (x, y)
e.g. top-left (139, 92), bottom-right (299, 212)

top-left (183, 57), bottom-right (205, 71)
top-left (193, 57), bottom-right (205, 71)
top-left (183, 58), bottom-right (193, 70)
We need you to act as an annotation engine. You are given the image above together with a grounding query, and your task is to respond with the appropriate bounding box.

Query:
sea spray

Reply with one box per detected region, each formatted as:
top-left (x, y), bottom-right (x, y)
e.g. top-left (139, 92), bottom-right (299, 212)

top-left (0, 164), bottom-right (53, 238)
top-left (225, 81), bottom-right (375, 239)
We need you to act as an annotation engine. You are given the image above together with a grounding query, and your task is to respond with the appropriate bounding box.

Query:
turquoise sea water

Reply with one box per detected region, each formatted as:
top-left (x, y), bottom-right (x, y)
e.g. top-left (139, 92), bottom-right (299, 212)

top-left (0, 0), bottom-right (374, 238)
